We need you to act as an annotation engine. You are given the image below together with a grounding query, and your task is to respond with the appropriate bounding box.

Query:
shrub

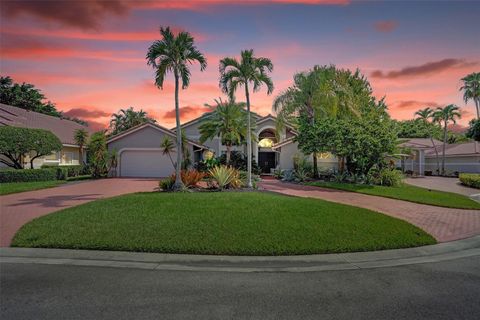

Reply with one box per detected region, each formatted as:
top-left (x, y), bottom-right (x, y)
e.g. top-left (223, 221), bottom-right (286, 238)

top-left (159, 178), bottom-right (175, 191)
top-left (217, 151), bottom-right (261, 175)
top-left (281, 170), bottom-right (296, 182)
top-left (208, 165), bottom-right (241, 190)
top-left (375, 168), bottom-right (403, 187)
top-left (171, 169), bottom-right (206, 188)
top-left (42, 164), bottom-right (84, 178)
top-left (459, 173), bottom-right (480, 189)
top-left (0, 167), bottom-right (60, 182)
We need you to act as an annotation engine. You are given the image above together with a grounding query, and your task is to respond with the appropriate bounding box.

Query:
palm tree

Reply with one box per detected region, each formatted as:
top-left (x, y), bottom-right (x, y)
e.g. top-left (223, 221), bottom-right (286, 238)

top-left (160, 136), bottom-right (175, 169)
top-left (219, 50), bottom-right (273, 187)
top-left (74, 128), bottom-right (89, 166)
top-left (433, 105), bottom-right (461, 175)
top-left (460, 72), bottom-right (480, 119)
top-left (147, 27), bottom-right (207, 190)
top-left (199, 98), bottom-right (252, 164)
top-left (414, 107), bottom-right (440, 175)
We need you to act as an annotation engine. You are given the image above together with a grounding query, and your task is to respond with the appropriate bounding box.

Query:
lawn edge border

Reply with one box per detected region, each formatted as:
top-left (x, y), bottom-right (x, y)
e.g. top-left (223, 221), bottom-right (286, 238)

top-left (1, 235), bottom-right (479, 273)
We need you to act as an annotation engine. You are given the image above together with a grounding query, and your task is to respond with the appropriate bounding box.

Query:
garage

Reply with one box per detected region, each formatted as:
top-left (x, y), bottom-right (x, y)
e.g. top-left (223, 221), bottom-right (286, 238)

top-left (120, 149), bottom-right (174, 178)
top-left (107, 122), bottom-right (207, 178)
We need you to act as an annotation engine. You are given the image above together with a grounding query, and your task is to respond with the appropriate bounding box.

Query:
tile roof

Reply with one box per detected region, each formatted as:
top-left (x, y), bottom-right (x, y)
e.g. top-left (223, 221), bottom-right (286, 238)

top-left (398, 138), bottom-right (443, 149)
top-left (0, 103), bottom-right (92, 146)
top-left (425, 141), bottom-right (480, 157)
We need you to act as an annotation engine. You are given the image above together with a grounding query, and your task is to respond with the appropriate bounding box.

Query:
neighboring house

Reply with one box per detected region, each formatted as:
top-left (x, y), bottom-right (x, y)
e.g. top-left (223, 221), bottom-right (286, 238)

top-left (398, 138), bottom-right (480, 175)
top-left (0, 103), bottom-right (91, 168)
top-left (106, 112), bottom-right (337, 178)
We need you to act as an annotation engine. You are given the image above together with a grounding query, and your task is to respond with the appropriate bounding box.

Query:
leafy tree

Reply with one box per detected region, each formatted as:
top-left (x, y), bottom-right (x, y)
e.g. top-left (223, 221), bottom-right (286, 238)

top-left (1, 76), bottom-right (89, 125)
top-left (0, 127), bottom-right (62, 169)
top-left (298, 115), bottom-right (397, 175)
top-left (199, 98), bottom-right (253, 164)
top-left (146, 26), bottom-right (207, 190)
top-left (109, 107), bottom-right (155, 135)
top-left (219, 49), bottom-right (273, 187)
top-left (74, 128), bottom-right (89, 166)
top-left (433, 105), bottom-right (462, 175)
top-left (0, 76), bottom-right (59, 116)
top-left (274, 65), bottom-right (384, 176)
top-left (395, 119), bottom-right (442, 139)
top-left (460, 72), bottom-right (480, 119)
top-left (414, 108), bottom-right (440, 174)
top-left (87, 131), bottom-right (109, 178)
top-left (466, 119), bottom-right (480, 141)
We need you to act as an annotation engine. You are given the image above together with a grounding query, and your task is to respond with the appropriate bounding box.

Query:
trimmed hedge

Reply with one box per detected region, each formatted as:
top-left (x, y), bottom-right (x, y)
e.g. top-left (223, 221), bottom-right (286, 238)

top-left (459, 173), bottom-right (480, 189)
top-left (0, 167), bottom-right (62, 183)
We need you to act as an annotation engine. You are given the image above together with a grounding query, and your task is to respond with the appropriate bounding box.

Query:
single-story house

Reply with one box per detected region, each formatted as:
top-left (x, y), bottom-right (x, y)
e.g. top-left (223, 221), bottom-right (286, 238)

top-left (0, 103), bottom-right (91, 168)
top-left (398, 138), bottom-right (480, 175)
top-left (106, 112), bottom-right (338, 178)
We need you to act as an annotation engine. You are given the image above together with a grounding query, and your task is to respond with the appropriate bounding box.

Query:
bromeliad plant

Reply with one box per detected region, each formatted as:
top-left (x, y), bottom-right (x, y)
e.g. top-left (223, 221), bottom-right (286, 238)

top-left (208, 165), bottom-right (242, 190)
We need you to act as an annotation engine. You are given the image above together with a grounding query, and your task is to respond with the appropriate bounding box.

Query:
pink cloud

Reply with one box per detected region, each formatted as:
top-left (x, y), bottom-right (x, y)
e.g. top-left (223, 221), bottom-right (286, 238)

top-left (374, 20), bottom-right (398, 33)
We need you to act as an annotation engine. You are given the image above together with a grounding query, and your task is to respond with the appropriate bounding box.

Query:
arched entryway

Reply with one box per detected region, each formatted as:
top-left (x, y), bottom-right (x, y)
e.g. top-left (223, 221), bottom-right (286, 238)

top-left (257, 128), bottom-right (278, 174)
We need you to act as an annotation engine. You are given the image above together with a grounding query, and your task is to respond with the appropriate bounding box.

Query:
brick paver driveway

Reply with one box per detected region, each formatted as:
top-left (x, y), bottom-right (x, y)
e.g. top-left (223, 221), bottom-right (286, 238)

top-left (260, 179), bottom-right (480, 243)
top-left (0, 179), bottom-right (158, 246)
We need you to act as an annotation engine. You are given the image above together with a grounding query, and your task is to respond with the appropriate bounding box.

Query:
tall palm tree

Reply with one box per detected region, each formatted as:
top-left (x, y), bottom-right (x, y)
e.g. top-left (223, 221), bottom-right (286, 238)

top-left (460, 72), bottom-right (480, 119)
top-left (74, 128), bottom-right (89, 166)
top-left (433, 104), bottom-right (461, 175)
top-left (414, 107), bottom-right (440, 175)
top-left (219, 50), bottom-right (273, 187)
top-left (146, 26), bottom-right (207, 190)
top-left (199, 98), bottom-right (253, 164)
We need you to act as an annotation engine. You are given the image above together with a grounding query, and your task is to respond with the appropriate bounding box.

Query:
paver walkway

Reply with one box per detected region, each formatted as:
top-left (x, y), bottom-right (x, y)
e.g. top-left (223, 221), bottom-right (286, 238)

top-left (405, 176), bottom-right (480, 197)
top-left (0, 178), bottom-right (158, 246)
top-left (259, 179), bottom-right (480, 243)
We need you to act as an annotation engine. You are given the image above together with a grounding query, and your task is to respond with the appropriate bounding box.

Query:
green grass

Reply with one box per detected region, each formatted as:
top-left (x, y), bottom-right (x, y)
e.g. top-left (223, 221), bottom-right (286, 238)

top-left (0, 180), bottom-right (66, 195)
top-left (12, 192), bottom-right (436, 255)
top-left (305, 181), bottom-right (480, 210)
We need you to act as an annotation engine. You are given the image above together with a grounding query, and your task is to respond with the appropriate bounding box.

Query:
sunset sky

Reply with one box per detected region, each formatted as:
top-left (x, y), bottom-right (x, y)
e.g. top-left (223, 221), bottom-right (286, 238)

top-left (1, 0), bottom-right (479, 131)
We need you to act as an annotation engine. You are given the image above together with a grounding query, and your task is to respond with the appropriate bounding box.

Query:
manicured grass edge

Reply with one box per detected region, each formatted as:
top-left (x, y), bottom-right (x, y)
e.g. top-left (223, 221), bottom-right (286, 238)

top-left (304, 181), bottom-right (480, 210)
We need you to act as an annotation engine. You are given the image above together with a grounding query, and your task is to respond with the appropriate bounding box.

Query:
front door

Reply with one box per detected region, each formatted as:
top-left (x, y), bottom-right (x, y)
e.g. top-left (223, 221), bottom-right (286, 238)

top-left (258, 152), bottom-right (276, 174)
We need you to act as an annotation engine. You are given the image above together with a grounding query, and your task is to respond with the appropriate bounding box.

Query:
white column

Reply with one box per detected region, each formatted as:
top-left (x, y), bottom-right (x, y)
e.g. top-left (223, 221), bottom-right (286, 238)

top-left (419, 149), bottom-right (425, 176)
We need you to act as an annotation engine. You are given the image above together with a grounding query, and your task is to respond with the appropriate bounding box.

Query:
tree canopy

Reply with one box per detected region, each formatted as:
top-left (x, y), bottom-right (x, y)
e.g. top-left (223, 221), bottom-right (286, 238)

top-left (0, 126), bottom-right (62, 169)
top-left (0, 76), bottom-right (88, 126)
top-left (109, 107), bottom-right (156, 136)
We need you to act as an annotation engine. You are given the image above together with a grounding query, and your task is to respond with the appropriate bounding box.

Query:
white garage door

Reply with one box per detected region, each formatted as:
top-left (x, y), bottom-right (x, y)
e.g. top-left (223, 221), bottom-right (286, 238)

top-left (120, 149), bottom-right (174, 178)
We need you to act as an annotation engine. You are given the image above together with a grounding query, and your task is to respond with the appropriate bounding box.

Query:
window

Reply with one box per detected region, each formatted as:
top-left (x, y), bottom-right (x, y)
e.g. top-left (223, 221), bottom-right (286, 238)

top-left (62, 152), bottom-right (73, 164)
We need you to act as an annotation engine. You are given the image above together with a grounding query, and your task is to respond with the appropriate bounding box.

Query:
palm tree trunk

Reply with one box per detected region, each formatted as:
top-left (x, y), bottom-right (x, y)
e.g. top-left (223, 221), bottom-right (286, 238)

top-left (226, 145), bottom-right (231, 165)
top-left (430, 137), bottom-right (440, 176)
top-left (173, 70), bottom-right (184, 190)
top-left (475, 98), bottom-right (479, 119)
top-left (442, 120), bottom-right (447, 176)
top-left (79, 147), bottom-right (83, 166)
top-left (245, 83), bottom-right (252, 188)
top-left (312, 153), bottom-right (318, 178)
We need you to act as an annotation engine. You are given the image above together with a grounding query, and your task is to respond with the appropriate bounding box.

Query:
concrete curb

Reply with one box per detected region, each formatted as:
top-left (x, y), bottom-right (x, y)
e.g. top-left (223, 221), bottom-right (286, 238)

top-left (1, 235), bottom-right (479, 273)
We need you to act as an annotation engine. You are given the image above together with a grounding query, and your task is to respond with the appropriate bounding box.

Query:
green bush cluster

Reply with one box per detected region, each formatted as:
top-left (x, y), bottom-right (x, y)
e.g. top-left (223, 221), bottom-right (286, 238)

top-left (0, 165), bottom-right (90, 183)
top-left (0, 167), bottom-right (60, 183)
top-left (459, 173), bottom-right (480, 189)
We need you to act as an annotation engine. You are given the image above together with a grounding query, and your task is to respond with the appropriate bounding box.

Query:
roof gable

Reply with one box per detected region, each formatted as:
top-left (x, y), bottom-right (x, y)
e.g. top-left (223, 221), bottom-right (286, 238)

top-left (107, 121), bottom-right (207, 149)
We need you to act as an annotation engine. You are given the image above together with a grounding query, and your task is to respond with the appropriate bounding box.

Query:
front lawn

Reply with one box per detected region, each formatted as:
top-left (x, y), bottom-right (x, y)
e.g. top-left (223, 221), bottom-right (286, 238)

top-left (0, 180), bottom-right (66, 195)
top-left (12, 192), bottom-right (435, 255)
top-left (305, 181), bottom-right (480, 210)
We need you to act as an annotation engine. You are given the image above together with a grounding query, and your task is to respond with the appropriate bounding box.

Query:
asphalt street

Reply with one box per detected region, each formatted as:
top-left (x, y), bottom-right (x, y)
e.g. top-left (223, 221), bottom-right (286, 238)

top-left (1, 255), bottom-right (480, 320)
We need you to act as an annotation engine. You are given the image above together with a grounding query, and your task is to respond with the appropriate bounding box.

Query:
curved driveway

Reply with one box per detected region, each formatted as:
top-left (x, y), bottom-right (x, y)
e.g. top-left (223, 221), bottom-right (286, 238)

top-left (260, 180), bottom-right (480, 243)
top-left (0, 179), bottom-right (158, 246)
